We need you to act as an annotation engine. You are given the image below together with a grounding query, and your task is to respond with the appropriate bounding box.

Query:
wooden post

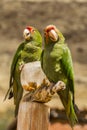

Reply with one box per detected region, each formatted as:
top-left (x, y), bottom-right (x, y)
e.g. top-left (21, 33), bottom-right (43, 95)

top-left (17, 101), bottom-right (49, 130)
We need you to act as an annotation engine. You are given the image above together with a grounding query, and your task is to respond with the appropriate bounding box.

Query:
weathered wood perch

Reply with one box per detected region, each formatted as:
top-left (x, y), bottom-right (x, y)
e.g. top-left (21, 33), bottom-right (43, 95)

top-left (17, 80), bottom-right (65, 130)
top-left (17, 102), bottom-right (49, 130)
top-left (18, 61), bottom-right (66, 130)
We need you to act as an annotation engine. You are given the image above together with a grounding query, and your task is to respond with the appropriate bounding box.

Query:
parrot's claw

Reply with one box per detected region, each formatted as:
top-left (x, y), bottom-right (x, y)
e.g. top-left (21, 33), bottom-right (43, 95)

top-left (53, 81), bottom-right (66, 92)
top-left (22, 81), bottom-right (66, 103)
top-left (41, 78), bottom-right (50, 87)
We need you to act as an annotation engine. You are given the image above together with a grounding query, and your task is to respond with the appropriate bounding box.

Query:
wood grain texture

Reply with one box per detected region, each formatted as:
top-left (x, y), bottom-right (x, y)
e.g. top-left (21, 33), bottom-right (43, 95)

top-left (17, 102), bottom-right (49, 130)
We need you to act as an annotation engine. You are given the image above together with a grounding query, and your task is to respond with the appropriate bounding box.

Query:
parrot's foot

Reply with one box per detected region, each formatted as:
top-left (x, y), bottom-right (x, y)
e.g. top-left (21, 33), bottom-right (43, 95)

top-left (41, 78), bottom-right (50, 87)
top-left (22, 82), bottom-right (39, 91)
top-left (22, 80), bottom-right (66, 103)
top-left (53, 80), bottom-right (66, 93)
top-left (30, 81), bottom-right (65, 103)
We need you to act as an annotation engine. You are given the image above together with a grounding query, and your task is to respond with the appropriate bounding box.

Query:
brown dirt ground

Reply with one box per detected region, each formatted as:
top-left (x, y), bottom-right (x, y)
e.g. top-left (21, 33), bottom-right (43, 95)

top-left (49, 123), bottom-right (87, 130)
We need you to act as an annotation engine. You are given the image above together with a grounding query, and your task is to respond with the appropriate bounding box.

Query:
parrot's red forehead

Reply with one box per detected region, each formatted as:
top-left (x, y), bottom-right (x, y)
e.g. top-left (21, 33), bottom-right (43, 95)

top-left (26, 26), bottom-right (33, 32)
top-left (45, 25), bottom-right (56, 32)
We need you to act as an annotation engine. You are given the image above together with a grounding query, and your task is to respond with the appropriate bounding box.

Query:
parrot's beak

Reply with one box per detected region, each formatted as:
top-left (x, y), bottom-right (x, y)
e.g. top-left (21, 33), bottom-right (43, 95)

top-left (48, 29), bottom-right (58, 42)
top-left (24, 33), bottom-right (31, 40)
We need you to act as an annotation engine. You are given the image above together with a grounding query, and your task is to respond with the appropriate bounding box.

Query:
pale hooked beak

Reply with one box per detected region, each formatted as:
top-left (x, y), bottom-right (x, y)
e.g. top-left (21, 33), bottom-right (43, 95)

top-left (48, 29), bottom-right (58, 42)
top-left (23, 29), bottom-right (31, 40)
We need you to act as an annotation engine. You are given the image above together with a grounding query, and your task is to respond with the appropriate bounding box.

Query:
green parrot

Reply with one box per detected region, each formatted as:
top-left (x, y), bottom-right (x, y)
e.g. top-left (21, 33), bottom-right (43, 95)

top-left (4, 26), bottom-right (42, 116)
top-left (41, 25), bottom-right (78, 127)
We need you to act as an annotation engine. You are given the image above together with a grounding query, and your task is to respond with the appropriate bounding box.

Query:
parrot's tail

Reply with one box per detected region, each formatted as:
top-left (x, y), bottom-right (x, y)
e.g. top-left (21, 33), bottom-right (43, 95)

top-left (58, 91), bottom-right (78, 128)
top-left (14, 87), bottom-right (23, 117)
top-left (67, 92), bottom-right (78, 127)
top-left (3, 88), bottom-right (13, 101)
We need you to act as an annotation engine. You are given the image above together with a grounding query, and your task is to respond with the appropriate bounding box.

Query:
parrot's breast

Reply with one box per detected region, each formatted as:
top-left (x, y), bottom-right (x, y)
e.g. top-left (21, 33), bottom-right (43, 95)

top-left (20, 43), bottom-right (42, 63)
top-left (43, 49), bottom-right (66, 83)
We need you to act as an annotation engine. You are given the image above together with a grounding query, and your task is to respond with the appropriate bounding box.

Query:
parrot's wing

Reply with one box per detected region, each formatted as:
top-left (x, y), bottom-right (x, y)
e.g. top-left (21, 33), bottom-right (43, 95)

top-left (55, 44), bottom-right (77, 126)
top-left (52, 43), bottom-right (75, 100)
top-left (4, 42), bottom-right (25, 100)
top-left (61, 44), bottom-right (75, 98)
top-left (10, 43), bottom-right (24, 87)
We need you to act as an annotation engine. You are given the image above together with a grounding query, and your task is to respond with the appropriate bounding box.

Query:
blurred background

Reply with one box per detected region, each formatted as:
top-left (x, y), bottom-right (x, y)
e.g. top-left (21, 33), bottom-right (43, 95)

top-left (0, 0), bottom-right (87, 130)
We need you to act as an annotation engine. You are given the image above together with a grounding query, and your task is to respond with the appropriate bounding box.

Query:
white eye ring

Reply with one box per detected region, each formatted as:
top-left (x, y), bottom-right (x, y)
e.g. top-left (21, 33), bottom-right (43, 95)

top-left (23, 29), bottom-right (30, 40)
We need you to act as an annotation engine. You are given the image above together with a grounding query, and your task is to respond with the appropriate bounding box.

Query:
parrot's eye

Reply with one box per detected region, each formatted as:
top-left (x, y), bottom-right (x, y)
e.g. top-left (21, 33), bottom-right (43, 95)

top-left (23, 29), bottom-right (31, 40)
top-left (32, 29), bottom-right (35, 32)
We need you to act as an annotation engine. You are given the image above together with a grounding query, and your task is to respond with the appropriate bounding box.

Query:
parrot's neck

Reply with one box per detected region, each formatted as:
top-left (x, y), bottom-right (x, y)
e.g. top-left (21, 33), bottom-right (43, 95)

top-left (45, 42), bottom-right (54, 50)
top-left (44, 40), bottom-right (65, 50)
top-left (25, 39), bottom-right (32, 43)
top-left (25, 37), bottom-right (41, 47)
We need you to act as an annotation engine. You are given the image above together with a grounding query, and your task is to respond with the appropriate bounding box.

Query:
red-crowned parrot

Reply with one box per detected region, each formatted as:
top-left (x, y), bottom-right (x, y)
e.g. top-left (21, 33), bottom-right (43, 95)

top-left (4, 26), bottom-right (42, 116)
top-left (41, 25), bottom-right (78, 127)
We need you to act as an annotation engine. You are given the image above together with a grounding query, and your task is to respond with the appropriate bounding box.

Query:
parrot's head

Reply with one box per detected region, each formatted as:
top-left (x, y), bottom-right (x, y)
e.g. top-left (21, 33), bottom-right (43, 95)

top-left (23, 26), bottom-right (34, 41)
top-left (23, 26), bottom-right (42, 46)
top-left (44, 25), bottom-right (65, 44)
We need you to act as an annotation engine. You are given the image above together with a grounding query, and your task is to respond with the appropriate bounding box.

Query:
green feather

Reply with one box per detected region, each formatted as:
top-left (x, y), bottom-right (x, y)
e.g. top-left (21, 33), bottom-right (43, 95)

top-left (4, 27), bottom-right (42, 116)
top-left (41, 25), bottom-right (78, 127)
